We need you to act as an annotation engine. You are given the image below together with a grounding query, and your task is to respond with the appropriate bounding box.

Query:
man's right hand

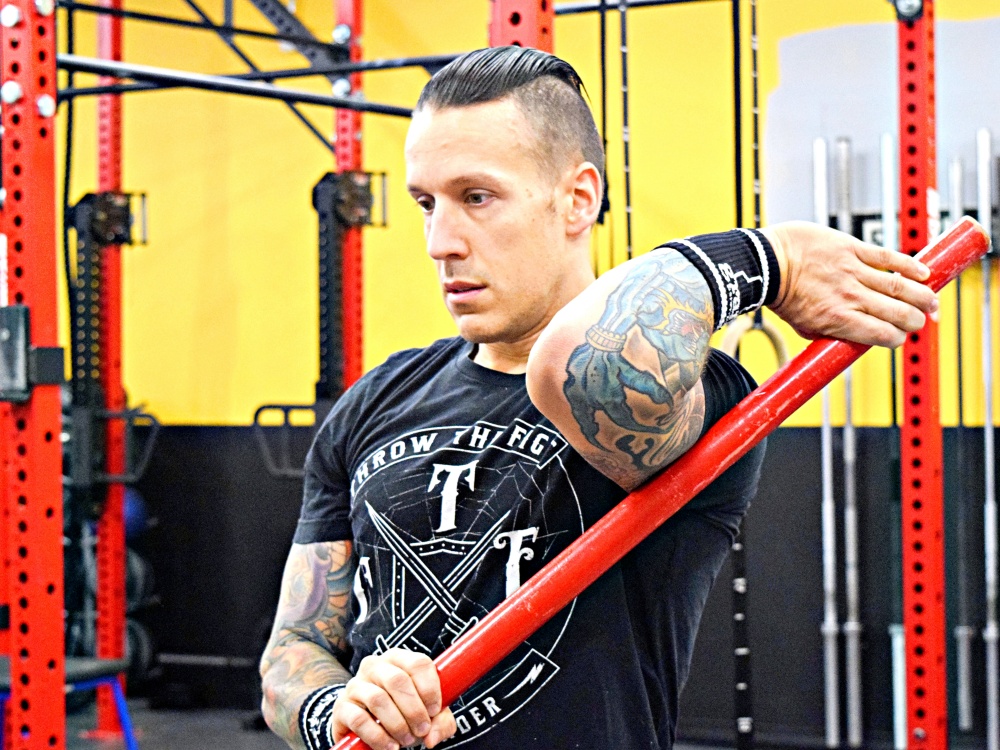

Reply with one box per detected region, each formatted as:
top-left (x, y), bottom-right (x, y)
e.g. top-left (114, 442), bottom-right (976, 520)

top-left (331, 648), bottom-right (457, 750)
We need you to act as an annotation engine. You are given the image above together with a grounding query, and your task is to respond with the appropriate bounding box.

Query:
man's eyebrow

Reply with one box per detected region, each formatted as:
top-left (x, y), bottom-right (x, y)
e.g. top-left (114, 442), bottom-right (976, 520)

top-left (407, 173), bottom-right (504, 195)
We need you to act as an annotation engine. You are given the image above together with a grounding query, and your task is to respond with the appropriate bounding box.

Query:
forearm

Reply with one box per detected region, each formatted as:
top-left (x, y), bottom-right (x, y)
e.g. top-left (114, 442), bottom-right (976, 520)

top-left (261, 635), bottom-right (353, 749)
top-left (528, 229), bottom-right (780, 487)
top-left (261, 541), bottom-right (356, 749)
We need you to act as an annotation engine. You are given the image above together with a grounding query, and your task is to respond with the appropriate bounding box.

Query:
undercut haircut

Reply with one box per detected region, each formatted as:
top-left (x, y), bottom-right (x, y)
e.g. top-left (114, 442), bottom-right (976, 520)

top-left (416, 46), bottom-right (605, 183)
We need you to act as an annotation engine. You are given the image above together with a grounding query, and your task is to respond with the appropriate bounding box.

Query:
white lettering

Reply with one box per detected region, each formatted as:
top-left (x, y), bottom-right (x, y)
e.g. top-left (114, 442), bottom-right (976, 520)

top-left (410, 433), bottom-right (437, 453)
top-left (470, 707), bottom-right (486, 726)
top-left (354, 462), bottom-right (369, 485)
top-left (427, 461), bottom-right (478, 533)
top-left (456, 715), bottom-right (471, 734)
top-left (390, 441), bottom-right (406, 459)
top-left (484, 697), bottom-right (501, 717)
top-left (494, 527), bottom-right (539, 597)
top-left (508, 424), bottom-right (529, 449)
top-left (529, 433), bottom-right (550, 456)
top-left (469, 425), bottom-right (491, 450)
top-left (371, 450), bottom-right (386, 468)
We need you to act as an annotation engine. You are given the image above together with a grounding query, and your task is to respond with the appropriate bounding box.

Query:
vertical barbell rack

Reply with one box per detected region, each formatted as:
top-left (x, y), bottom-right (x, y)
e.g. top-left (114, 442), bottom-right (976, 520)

top-left (336, 0), bottom-right (364, 388)
top-left (897, 1), bottom-right (948, 747)
top-left (92, 0), bottom-right (127, 736)
top-left (489, 0), bottom-right (554, 52)
top-left (0, 0), bottom-right (65, 748)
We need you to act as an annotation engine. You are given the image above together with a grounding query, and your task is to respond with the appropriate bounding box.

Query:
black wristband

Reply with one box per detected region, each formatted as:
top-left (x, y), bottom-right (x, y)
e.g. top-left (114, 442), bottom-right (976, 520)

top-left (658, 228), bottom-right (780, 331)
top-left (298, 684), bottom-right (347, 750)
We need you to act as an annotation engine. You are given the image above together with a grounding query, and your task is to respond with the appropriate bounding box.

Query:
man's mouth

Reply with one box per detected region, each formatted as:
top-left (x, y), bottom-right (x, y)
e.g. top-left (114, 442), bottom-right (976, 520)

top-left (444, 281), bottom-right (486, 301)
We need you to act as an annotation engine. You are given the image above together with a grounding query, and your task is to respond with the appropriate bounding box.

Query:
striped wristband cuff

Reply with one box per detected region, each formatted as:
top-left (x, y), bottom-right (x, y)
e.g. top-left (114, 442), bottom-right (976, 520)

top-left (658, 228), bottom-right (780, 331)
top-left (299, 684), bottom-right (348, 750)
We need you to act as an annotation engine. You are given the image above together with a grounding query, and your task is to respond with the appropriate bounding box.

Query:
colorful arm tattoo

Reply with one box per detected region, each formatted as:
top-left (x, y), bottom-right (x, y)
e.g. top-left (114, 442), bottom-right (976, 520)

top-left (563, 250), bottom-right (714, 481)
top-left (260, 541), bottom-right (356, 748)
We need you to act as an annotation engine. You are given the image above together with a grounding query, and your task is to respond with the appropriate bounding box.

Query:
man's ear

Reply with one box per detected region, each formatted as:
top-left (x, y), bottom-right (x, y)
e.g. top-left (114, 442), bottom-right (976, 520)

top-left (565, 161), bottom-right (602, 238)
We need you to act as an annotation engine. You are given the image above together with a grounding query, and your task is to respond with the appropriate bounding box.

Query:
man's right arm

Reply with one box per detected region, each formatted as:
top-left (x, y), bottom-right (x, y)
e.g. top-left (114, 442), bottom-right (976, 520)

top-left (260, 541), bottom-right (356, 749)
top-left (260, 541), bottom-right (457, 750)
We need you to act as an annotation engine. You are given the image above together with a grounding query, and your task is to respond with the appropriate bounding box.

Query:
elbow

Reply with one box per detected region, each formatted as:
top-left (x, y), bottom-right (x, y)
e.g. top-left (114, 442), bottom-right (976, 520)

top-left (526, 322), bottom-right (575, 421)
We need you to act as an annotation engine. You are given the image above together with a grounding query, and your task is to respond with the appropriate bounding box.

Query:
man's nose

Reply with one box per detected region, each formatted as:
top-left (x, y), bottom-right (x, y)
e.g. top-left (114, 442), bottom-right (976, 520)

top-left (425, 204), bottom-right (469, 261)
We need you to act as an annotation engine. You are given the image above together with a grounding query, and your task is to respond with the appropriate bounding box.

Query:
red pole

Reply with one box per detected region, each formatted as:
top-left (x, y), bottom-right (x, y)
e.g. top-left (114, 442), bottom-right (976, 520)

top-left (0, 1), bottom-right (65, 748)
top-left (489, 0), bottom-right (554, 51)
top-left (93, 0), bottom-right (128, 735)
top-left (336, 0), bottom-right (364, 388)
top-left (334, 217), bottom-right (989, 750)
top-left (897, 3), bottom-right (947, 746)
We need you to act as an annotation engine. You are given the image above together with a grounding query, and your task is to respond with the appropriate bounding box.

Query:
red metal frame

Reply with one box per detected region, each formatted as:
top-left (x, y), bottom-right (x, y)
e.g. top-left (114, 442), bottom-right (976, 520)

top-left (897, 4), bottom-right (948, 747)
top-left (0, 2), bottom-right (65, 748)
top-left (337, 0), bottom-right (364, 388)
top-left (489, 0), bottom-right (554, 51)
top-left (92, 0), bottom-right (127, 735)
top-left (333, 219), bottom-right (989, 750)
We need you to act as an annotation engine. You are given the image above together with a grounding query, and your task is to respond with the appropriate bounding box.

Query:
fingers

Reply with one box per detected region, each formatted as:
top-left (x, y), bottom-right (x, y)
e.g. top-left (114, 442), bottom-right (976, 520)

top-left (854, 242), bottom-right (931, 281)
top-left (857, 264), bottom-right (938, 313)
top-left (331, 649), bottom-right (454, 750)
top-left (423, 709), bottom-right (458, 749)
top-left (381, 649), bottom-right (443, 718)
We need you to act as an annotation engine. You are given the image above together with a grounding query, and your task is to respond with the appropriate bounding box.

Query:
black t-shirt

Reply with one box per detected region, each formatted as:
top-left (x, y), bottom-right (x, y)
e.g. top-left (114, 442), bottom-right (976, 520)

top-left (296, 337), bottom-right (765, 749)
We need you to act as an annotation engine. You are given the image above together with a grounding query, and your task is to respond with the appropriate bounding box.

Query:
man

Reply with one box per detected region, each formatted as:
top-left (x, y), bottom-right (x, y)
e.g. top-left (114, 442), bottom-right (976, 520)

top-left (260, 46), bottom-right (936, 750)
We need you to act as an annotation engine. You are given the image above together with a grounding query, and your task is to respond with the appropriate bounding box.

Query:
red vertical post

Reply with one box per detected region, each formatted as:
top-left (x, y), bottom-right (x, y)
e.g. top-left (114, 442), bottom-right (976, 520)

top-left (898, 3), bottom-right (947, 747)
top-left (0, 1), bottom-right (65, 749)
top-left (489, 0), bottom-right (554, 51)
top-left (336, 0), bottom-right (363, 388)
top-left (95, 0), bottom-right (125, 736)
top-left (93, 0), bottom-right (126, 733)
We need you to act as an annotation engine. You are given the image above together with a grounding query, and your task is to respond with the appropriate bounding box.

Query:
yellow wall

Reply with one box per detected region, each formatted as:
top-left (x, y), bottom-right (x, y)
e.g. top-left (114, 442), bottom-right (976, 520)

top-left (57, 0), bottom-right (1000, 426)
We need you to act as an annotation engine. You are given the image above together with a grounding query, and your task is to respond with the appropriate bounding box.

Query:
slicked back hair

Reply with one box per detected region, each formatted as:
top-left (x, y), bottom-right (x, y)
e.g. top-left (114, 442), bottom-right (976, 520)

top-left (415, 46), bottom-right (605, 184)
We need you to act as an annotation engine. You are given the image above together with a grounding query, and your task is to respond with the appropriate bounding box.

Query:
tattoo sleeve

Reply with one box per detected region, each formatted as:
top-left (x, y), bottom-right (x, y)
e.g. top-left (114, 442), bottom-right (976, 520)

top-left (562, 249), bottom-right (714, 484)
top-left (260, 541), bottom-right (356, 749)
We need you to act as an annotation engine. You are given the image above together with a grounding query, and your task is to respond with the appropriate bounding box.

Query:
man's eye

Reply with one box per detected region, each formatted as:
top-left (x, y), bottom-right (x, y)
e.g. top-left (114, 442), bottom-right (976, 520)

top-left (415, 197), bottom-right (434, 212)
top-left (466, 193), bottom-right (489, 205)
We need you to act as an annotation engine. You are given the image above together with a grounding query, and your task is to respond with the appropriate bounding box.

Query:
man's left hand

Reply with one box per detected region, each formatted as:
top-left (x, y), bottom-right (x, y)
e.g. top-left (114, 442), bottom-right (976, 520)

top-left (762, 221), bottom-right (939, 348)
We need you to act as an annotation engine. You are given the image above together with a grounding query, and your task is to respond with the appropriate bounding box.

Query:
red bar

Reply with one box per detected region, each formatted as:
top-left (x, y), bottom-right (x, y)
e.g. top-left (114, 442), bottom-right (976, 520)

top-left (898, 4), bottom-right (947, 747)
top-left (93, 0), bottom-right (127, 734)
top-left (0, 2), bottom-right (65, 748)
top-left (337, 0), bottom-right (364, 388)
top-left (489, 0), bottom-right (554, 51)
top-left (335, 218), bottom-right (989, 750)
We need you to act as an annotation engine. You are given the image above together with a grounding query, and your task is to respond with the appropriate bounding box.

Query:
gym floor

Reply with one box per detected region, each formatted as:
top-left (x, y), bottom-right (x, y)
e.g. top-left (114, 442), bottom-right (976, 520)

top-left (64, 701), bottom-right (728, 750)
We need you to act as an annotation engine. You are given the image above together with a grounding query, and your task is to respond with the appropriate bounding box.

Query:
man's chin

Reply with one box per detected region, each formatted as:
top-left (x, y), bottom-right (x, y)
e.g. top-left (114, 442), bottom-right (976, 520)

top-left (454, 317), bottom-right (505, 345)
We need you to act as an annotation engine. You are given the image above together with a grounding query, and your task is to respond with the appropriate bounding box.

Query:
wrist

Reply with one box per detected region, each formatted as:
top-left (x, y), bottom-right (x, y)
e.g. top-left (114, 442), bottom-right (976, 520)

top-left (299, 684), bottom-right (348, 750)
top-left (759, 226), bottom-right (790, 310)
top-left (658, 228), bottom-right (781, 330)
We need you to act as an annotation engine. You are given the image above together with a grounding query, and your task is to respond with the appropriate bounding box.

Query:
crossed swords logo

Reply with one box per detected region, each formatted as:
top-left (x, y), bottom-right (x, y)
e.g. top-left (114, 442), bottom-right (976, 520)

top-left (366, 502), bottom-right (512, 655)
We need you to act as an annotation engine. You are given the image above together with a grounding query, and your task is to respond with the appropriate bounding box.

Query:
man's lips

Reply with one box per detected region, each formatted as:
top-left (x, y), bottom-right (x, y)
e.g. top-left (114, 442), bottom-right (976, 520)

top-left (443, 281), bottom-right (486, 302)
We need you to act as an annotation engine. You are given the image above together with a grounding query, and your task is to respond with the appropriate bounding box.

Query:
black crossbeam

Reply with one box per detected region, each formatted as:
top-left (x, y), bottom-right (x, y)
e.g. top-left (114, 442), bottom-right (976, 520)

top-left (57, 0), bottom-right (339, 51)
top-left (555, 0), bottom-right (724, 14)
top-left (57, 54), bottom-right (413, 117)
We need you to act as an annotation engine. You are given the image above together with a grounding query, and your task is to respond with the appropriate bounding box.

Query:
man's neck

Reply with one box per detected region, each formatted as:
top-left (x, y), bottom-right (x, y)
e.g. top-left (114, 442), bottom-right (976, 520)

top-left (472, 338), bottom-right (537, 374)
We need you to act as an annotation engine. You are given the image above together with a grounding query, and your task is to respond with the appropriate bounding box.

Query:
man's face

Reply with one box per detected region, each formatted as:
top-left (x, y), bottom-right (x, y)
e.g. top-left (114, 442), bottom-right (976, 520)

top-left (405, 98), bottom-right (588, 347)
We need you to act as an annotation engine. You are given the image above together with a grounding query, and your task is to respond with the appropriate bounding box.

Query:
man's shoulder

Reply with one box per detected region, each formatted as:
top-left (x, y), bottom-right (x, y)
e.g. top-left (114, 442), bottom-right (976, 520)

top-left (336, 336), bottom-right (468, 408)
top-left (374, 336), bottom-right (467, 375)
top-left (358, 336), bottom-right (467, 385)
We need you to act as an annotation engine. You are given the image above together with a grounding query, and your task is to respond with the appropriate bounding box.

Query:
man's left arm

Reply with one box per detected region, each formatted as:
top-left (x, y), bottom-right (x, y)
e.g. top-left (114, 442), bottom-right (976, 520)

top-left (527, 222), bottom-right (939, 489)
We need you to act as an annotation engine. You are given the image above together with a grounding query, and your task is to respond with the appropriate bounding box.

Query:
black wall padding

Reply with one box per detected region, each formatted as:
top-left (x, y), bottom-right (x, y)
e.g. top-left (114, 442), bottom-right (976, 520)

top-left (133, 426), bottom-right (313, 709)
top-left (132, 424), bottom-right (993, 745)
top-left (678, 427), bottom-right (990, 750)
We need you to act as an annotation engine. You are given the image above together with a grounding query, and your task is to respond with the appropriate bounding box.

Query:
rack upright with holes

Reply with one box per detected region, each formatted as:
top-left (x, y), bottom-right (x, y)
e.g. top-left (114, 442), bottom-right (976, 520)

top-left (897, 1), bottom-right (948, 746)
top-left (336, 0), bottom-right (364, 388)
top-left (90, 0), bottom-right (127, 736)
top-left (0, 1), bottom-right (65, 748)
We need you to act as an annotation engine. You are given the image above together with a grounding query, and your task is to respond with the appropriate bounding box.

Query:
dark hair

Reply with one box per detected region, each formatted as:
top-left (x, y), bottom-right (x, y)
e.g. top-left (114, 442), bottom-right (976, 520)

top-left (416, 46), bottom-right (605, 181)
